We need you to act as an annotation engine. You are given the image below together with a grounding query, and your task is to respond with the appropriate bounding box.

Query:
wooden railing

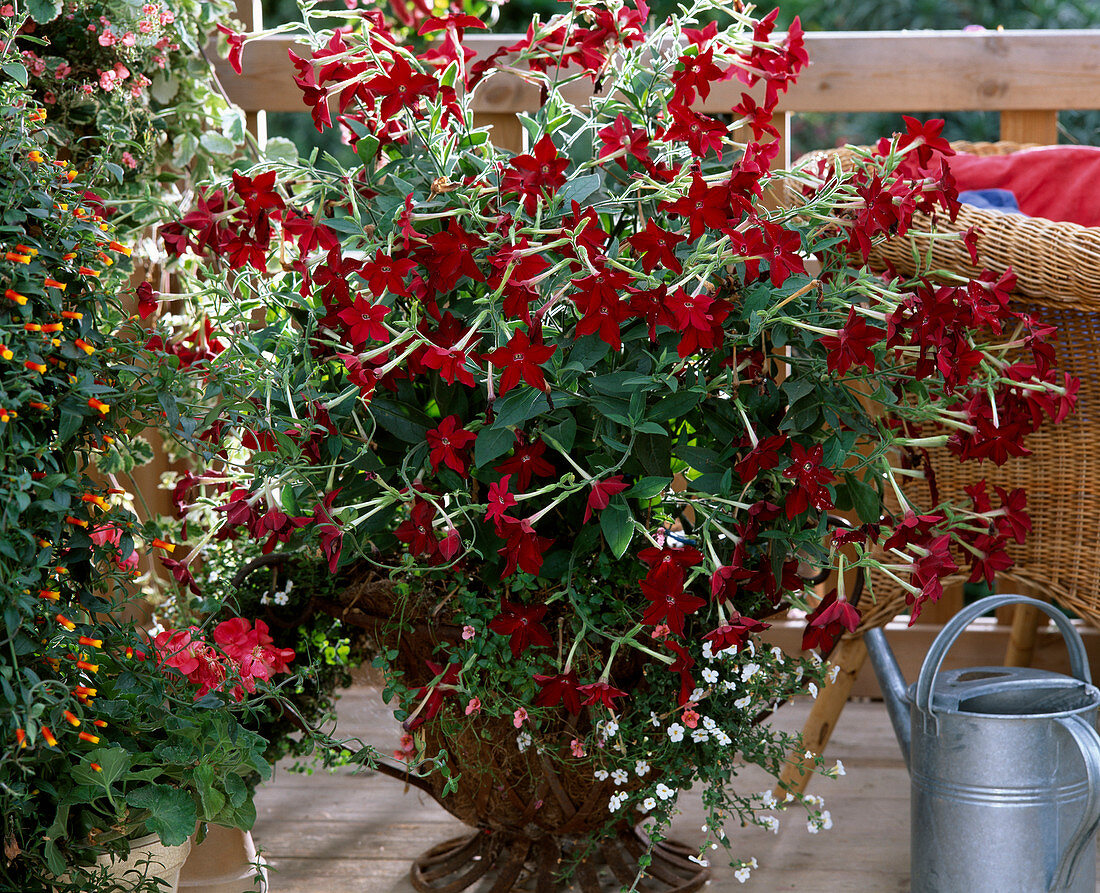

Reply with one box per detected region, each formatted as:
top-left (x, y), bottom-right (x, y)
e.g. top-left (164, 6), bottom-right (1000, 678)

top-left (209, 24), bottom-right (1100, 688)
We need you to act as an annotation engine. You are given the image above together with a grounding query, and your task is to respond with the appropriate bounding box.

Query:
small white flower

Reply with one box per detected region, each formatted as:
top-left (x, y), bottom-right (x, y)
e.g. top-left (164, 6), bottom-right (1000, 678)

top-left (832, 759), bottom-right (846, 777)
top-left (690, 727), bottom-right (709, 743)
top-left (701, 642), bottom-right (715, 661)
top-left (635, 760), bottom-right (650, 777)
top-left (603, 720), bottom-right (619, 739)
top-left (702, 668), bottom-right (719, 684)
top-left (821, 809), bottom-right (833, 830)
top-left (734, 867), bottom-right (751, 883)
top-left (641, 797), bottom-right (656, 812)
top-left (259, 593), bottom-right (271, 606)
top-left (713, 729), bottom-right (732, 746)
top-left (666, 723), bottom-right (685, 742)
top-left (761, 815), bottom-right (780, 833)
top-left (608, 792), bottom-right (627, 812)
top-left (594, 769), bottom-right (609, 781)
top-left (655, 783), bottom-right (675, 801)
top-left (689, 687), bottom-right (706, 702)
top-left (734, 695), bottom-right (752, 710)
top-left (741, 662), bottom-right (760, 682)
top-left (807, 682), bottom-right (819, 699)
top-left (273, 591), bottom-right (289, 606)
top-left (611, 768), bottom-right (629, 786)
top-left (649, 711), bottom-right (661, 728)
top-left (702, 715), bottom-right (717, 730)
top-left (516, 732), bottom-right (533, 752)
top-left (688, 855), bottom-right (709, 867)
top-left (746, 639), bottom-right (756, 656)
top-left (771, 645), bottom-right (784, 660)
top-left (810, 650), bottom-right (823, 665)
top-left (828, 663), bottom-right (841, 683)
top-left (804, 750), bottom-right (815, 761)
top-left (761, 790), bottom-right (777, 809)
top-left (721, 680), bottom-right (738, 693)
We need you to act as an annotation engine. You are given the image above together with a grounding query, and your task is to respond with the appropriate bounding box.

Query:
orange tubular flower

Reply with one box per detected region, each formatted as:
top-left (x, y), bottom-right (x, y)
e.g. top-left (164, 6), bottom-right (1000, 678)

top-left (63, 711), bottom-right (80, 727)
top-left (90, 762), bottom-right (102, 772)
top-left (97, 252), bottom-right (114, 266)
top-left (41, 726), bottom-right (58, 747)
top-left (65, 170), bottom-right (77, 182)
top-left (87, 398), bottom-right (110, 415)
top-left (56, 614), bottom-right (76, 631)
top-left (24, 361), bottom-right (46, 374)
top-left (102, 435), bottom-right (115, 445)
top-left (15, 244), bottom-right (37, 255)
top-left (5, 252), bottom-right (30, 264)
top-left (92, 719), bottom-right (107, 728)
top-left (44, 278), bottom-right (66, 290)
top-left (42, 322), bottom-right (63, 333)
top-left (65, 516), bottom-right (88, 528)
top-left (74, 339), bottom-right (95, 355)
top-left (0, 345), bottom-right (11, 360)
top-left (124, 646), bottom-right (134, 659)
top-left (151, 539), bottom-right (175, 552)
top-left (38, 590), bottom-right (59, 601)
top-left (24, 323), bottom-right (42, 332)
top-left (28, 402), bottom-right (48, 411)
top-left (61, 310), bottom-right (81, 319)
top-left (75, 660), bottom-right (99, 673)
top-left (15, 729), bottom-right (26, 748)
top-left (107, 241), bottom-right (131, 256)
top-left (0, 411), bottom-right (9, 424)
top-left (28, 151), bottom-right (44, 163)
top-left (5, 289), bottom-right (28, 304)
top-left (78, 636), bottom-right (103, 649)
top-left (78, 266), bottom-right (100, 277)
top-left (78, 731), bottom-right (99, 744)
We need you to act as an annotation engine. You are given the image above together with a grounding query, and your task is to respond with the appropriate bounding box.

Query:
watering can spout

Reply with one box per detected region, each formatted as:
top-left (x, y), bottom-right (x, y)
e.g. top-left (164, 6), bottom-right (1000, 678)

top-left (863, 626), bottom-right (911, 769)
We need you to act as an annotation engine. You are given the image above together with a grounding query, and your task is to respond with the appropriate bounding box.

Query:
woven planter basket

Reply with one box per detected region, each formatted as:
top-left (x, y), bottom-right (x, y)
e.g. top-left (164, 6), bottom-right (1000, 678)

top-left (783, 142), bottom-right (1100, 628)
top-left (786, 140), bottom-right (1100, 310)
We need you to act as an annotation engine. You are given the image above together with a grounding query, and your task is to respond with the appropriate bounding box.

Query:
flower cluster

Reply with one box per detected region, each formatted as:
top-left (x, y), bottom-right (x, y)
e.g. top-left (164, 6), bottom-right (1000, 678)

top-left (154, 617), bottom-right (295, 700)
top-left (163, 0), bottom-right (1074, 875)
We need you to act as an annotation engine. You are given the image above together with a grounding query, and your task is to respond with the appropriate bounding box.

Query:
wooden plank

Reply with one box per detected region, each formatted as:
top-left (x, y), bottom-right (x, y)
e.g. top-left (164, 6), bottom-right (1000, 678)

top-left (473, 112), bottom-right (525, 152)
top-left (213, 31), bottom-right (1100, 116)
top-left (1000, 108), bottom-right (1059, 144)
top-left (765, 616), bottom-right (1100, 699)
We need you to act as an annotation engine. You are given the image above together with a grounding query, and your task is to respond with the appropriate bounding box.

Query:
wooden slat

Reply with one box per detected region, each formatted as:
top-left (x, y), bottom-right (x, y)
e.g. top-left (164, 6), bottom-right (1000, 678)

top-left (212, 31), bottom-right (1100, 116)
top-left (999, 108), bottom-right (1060, 144)
top-left (473, 112), bottom-right (525, 152)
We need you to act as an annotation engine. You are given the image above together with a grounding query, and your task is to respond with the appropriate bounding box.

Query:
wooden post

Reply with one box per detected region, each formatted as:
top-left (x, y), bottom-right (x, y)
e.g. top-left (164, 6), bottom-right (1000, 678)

top-left (999, 109), bottom-right (1059, 146)
top-left (474, 112), bottom-right (525, 153)
top-left (235, 0), bottom-right (267, 145)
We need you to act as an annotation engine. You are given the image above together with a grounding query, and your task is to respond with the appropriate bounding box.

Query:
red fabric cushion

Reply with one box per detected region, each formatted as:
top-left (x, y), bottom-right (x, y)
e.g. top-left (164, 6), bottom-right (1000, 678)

top-left (947, 145), bottom-right (1100, 228)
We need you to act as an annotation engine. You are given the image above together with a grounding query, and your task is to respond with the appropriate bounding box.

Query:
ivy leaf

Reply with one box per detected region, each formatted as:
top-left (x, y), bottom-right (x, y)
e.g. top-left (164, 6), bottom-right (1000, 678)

top-left (126, 785), bottom-right (196, 847)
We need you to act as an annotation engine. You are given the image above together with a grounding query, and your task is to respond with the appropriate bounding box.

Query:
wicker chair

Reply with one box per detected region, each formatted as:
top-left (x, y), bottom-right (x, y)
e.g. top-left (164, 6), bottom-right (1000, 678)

top-left (776, 140), bottom-right (1100, 795)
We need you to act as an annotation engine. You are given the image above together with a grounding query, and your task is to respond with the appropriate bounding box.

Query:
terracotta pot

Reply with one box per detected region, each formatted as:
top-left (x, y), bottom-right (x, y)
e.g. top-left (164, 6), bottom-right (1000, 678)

top-left (57, 833), bottom-right (192, 892)
top-left (178, 825), bottom-right (268, 893)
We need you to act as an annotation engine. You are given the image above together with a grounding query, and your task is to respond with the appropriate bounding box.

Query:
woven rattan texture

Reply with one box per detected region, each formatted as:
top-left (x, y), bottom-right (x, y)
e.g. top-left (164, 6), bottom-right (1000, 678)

top-left (787, 140), bottom-right (1100, 309)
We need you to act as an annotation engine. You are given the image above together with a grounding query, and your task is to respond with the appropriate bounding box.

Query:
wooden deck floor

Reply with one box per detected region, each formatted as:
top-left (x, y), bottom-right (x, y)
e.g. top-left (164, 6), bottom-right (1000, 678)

top-left (252, 684), bottom-right (915, 892)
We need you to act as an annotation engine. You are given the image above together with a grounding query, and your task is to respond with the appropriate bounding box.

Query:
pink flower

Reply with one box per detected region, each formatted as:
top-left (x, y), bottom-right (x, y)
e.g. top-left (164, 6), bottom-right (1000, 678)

top-left (98, 70), bottom-right (117, 92)
top-left (513, 707), bottom-right (528, 728)
top-left (682, 709), bottom-right (700, 729)
top-left (570, 738), bottom-right (586, 757)
top-left (464, 697), bottom-right (481, 716)
top-left (113, 62), bottom-right (130, 80)
top-left (122, 31), bottom-right (137, 46)
top-left (461, 625), bottom-right (476, 640)
top-left (89, 523), bottom-right (139, 571)
top-left (0, 5), bottom-right (14, 17)
top-left (43, 92), bottom-right (56, 104)
top-left (213, 617), bottom-right (295, 693)
top-left (54, 62), bottom-right (71, 79)
top-left (98, 31), bottom-right (117, 47)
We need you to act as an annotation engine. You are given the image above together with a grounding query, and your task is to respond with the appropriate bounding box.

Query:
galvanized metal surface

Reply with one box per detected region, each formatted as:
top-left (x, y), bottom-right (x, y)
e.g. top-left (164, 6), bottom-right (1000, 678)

top-left (867, 594), bottom-right (1100, 893)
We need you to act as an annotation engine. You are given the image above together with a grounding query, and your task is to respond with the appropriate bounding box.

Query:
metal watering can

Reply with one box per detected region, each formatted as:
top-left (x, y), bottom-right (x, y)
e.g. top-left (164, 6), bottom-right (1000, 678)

top-left (864, 594), bottom-right (1100, 892)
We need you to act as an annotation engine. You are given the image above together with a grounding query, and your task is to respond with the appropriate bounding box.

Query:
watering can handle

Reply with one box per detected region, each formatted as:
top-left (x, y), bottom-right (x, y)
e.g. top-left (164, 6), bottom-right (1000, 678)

top-left (1049, 714), bottom-right (1100, 892)
top-left (914, 594), bottom-right (1092, 716)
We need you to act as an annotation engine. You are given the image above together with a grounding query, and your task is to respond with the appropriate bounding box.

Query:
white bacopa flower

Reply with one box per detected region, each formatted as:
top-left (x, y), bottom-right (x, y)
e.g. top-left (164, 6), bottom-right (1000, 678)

top-left (761, 790), bottom-right (777, 809)
top-left (746, 639), bottom-right (756, 656)
top-left (702, 715), bottom-right (717, 730)
top-left (689, 686), bottom-right (706, 702)
top-left (516, 732), bottom-right (533, 752)
top-left (832, 759), bottom-right (846, 776)
top-left (655, 783), bottom-right (675, 801)
top-left (603, 720), bottom-right (619, 739)
top-left (690, 727), bottom-right (709, 743)
top-left (259, 593), bottom-right (271, 606)
top-left (821, 810), bottom-right (833, 830)
top-left (687, 855), bottom-right (709, 867)
top-left (807, 681), bottom-right (819, 699)
top-left (608, 792), bottom-right (627, 812)
top-left (594, 769), bottom-right (609, 781)
top-left (635, 760), bottom-right (650, 777)
top-left (666, 723), bottom-right (685, 742)
top-left (721, 680), bottom-right (738, 692)
top-left (714, 729), bottom-right (732, 746)
top-left (641, 797), bottom-right (656, 812)
top-left (734, 695), bottom-right (752, 710)
top-left (771, 645), bottom-right (784, 660)
top-left (611, 768), bottom-right (629, 786)
top-left (734, 867), bottom-right (751, 883)
top-left (649, 711), bottom-right (661, 728)
top-left (701, 642), bottom-right (714, 661)
top-left (273, 590), bottom-right (290, 606)
top-left (828, 663), bottom-right (841, 683)
top-left (741, 662), bottom-right (761, 682)
top-left (761, 815), bottom-right (780, 833)
top-left (701, 668), bottom-right (719, 684)
top-left (807, 819), bottom-right (821, 834)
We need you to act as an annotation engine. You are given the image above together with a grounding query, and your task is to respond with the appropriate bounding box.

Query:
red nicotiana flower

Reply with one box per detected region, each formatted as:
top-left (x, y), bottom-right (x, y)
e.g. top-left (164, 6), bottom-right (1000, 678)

top-left (660, 173), bottom-right (736, 241)
top-left (361, 249), bottom-right (416, 298)
top-left (703, 613), bottom-right (771, 655)
top-left (406, 660), bottom-right (461, 731)
top-left (488, 597), bottom-right (553, 657)
top-left (366, 53), bottom-right (438, 119)
top-left (496, 516), bottom-right (553, 577)
top-left (232, 169), bottom-right (285, 224)
top-left (801, 590), bottom-right (860, 653)
top-left (533, 670), bottom-right (583, 713)
top-left (819, 308), bottom-right (884, 375)
top-left (626, 220), bottom-right (685, 275)
top-left (967, 532), bottom-right (1014, 586)
top-left (577, 681), bottom-right (628, 710)
top-left (663, 640), bottom-right (696, 706)
top-left (638, 544), bottom-right (704, 586)
top-left (597, 113), bottom-right (650, 170)
top-left (485, 329), bottom-right (557, 395)
top-left (583, 475), bottom-right (629, 523)
top-left (426, 415), bottom-right (477, 475)
top-left (495, 433), bottom-right (555, 490)
top-left (501, 134), bottom-right (569, 215)
top-left (394, 496), bottom-right (440, 557)
top-left (735, 433), bottom-right (788, 484)
top-left (485, 474), bottom-right (518, 526)
top-left (640, 571), bottom-right (706, 636)
top-left (669, 47), bottom-right (727, 105)
top-left (337, 298), bottom-right (390, 347)
top-left (781, 442), bottom-right (834, 520)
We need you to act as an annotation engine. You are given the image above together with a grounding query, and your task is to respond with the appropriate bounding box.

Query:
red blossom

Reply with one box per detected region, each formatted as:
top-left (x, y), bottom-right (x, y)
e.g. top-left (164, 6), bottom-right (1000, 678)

top-left (485, 329), bottom-right (556, 394)
top-left (406, 660), bottom-right (461, 731)
top-left (136, 282), bottom-right (158, 320)
top-left (496, 516), bottom-right (553, 577)
top-left (781, 442), bottom-right (834, 520)
top-left (597, 113), bottom-right (650, 170)
top-left (703, 613), bottom-right (771, 655)
top-left (801, 590), bottom-right (860, 653)
top-left (426, 415), bottom-right (477, 476)
top-left (583, 475), bottom-right (629, 523)
top-left (626, 220), bottom-right (685, 275)
top-left (663, 640), bottom-right (696, 706)
top-left (216, 24), bottom-right (247, 75)
top-left (486, 474), bottom-right (518, 526)
top-left (820, 308), bottom-right (884, 375)
top-left (577, 681), bottom-right (628, 710)
top-left (640, 571), bottom-right (707, 636)
top-left (367, 53), bottom-right (437, 119)
top-left (534, 670), bottom-right (583, 713)
top-left (495, 434), bottom-right (555, 490)
top-left (501, 135), bottom-right (569, 215)
top-left (488, 597), bottom-right (553, 657)
top-left (361, 249), bottom-right (416, 298)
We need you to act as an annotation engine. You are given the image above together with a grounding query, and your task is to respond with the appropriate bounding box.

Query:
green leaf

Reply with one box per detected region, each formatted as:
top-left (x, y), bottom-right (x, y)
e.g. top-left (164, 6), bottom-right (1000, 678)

top-left (194, 764), bottom-right (227, 821)
top-left (781, 377), bottom-right (816, 404)
top-left (26, 0), bottom-right (62, 23)
top-left (126, 785), bottom-right (196, 847)
top-left (844, 473), bottom-right (882, 524)
top-left (199, 131), bottom-right (236, 156)
top-left (540, 413), bottom-right (576, 452)
top-left (627, 476), bottom-right (671, 499)
top-left (600, 499), bottom-right (634, 559)
top-left (369, 398), bottom-right (431, 443)
top-left (2, 62), bottom-right (28, 87)
top-left (57, 408), bottom-right (82, 444)
top-left (556, 173), bottom-right (602, 208)
top-left (474, 426), bottom-right (514, 468)
top-left (649, 389), bottom-right (703, 421)
top-left (492, 388), bottom-right (549, 429)
top-left (263, 137), bottom-right (299, 165)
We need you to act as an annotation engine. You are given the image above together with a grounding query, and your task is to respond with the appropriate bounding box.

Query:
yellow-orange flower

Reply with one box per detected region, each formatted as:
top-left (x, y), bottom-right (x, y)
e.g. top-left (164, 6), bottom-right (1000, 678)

top-left (5, 252), bottom-right (31, 264)
top-left (74, 339), bottom-right (95, 355)
top-left (56, 614), bottom-right (76, 631)
top-left (78, 636), bottom-right (103, 649)
top-left (78, 731), bottom-right (99, 744)
top-left (44, 278), bottom-right (66, 290)
top-left (24, 361), bottom-right (46, 374)
top-left (87, 398), bottom-right (110, 415)
top-left (63, 710), bottom-right (80, 727)
top-left (5, 288), bottom-right (28, 305)
top-left (41, 726), bottom-right (58, 747)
